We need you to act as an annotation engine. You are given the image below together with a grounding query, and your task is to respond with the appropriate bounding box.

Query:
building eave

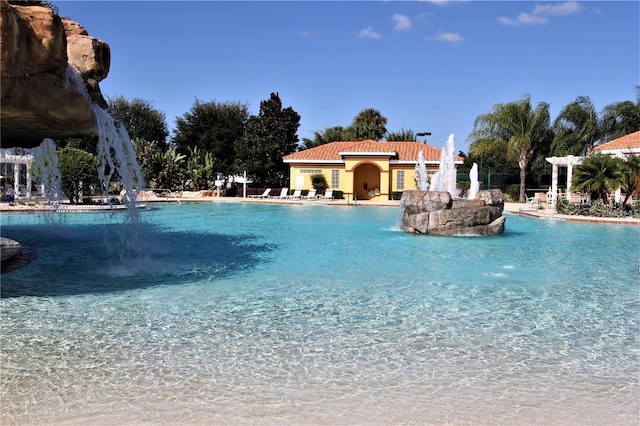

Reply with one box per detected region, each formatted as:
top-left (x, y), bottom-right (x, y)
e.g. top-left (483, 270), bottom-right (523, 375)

top-left (283, 159), bottom-right (344, 164)
top-left (338, 151), bottom-right (397, 157)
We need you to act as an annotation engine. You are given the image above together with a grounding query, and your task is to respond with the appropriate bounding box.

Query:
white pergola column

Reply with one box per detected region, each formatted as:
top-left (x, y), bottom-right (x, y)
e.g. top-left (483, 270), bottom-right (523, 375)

top-left (566, 163), bottom-right (573, 201)
top-left (25, 160), bottom-right (32, 199)
top-left (551, 163), bottom-right (558, 205)
top-left (13, 163), bottom-right (20, 197)
top-left (546, 155), bottom-right (584, 206)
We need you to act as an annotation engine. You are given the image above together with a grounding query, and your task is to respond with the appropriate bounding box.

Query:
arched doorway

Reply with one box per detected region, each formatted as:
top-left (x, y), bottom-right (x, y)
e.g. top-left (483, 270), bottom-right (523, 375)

top-left (353, 163), bottom-right (381, 200)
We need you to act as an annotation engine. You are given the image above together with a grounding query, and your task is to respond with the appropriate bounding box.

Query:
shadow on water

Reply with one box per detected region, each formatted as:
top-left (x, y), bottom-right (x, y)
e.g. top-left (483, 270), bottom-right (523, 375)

top-left (1, 245), bottom-right (38, 274)
top-left (1, 222), bottom-right (275, 298)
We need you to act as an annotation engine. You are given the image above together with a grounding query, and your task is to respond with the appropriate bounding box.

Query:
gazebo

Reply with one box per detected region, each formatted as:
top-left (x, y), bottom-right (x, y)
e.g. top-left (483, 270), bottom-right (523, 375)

top-left (546, 131), bottom-right (640, 206)
top-left (545, 155), bottom-right (583, 206)
top-left (0, 150), bottom-right (34, 200)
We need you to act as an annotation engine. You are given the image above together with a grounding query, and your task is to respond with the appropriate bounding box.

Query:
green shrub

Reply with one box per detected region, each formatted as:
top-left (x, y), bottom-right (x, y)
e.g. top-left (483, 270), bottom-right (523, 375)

top-left (57, 146), bottom-right (100, 204)
top-left (555, 198), bottom-right (571, 214)
top-left (310, 174), bottom-right (328, 192)
top-left (392, 191), bottom-right (404, 200)
top-left (332, 190), bottom-right (344, 199)
top-left (504, 184), bottom-right (520, 201)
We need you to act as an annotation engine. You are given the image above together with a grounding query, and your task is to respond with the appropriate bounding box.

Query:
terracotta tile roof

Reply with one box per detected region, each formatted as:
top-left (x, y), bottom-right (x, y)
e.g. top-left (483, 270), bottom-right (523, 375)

top-left (593, 131), bottom-right (640, 152)
top-left (283, 140), bottom-right (463, 163)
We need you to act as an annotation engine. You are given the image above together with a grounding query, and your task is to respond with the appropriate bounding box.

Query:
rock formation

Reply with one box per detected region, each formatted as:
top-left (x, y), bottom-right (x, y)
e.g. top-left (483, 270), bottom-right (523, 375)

top-left (0, 0), bottom-right (110, 148)
top-left (400, 189), bottom-right (506, 236)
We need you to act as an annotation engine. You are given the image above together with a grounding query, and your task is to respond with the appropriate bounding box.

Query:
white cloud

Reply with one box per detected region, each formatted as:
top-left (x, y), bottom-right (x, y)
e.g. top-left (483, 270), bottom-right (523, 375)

top-left (421, 0), bottom-right (452, 6)
top-left (498, 1), bottom-right (583, 27)
top-left (358, 26), bottom-right (382, 40)
top-left (415, 12), bottom-right (437, 26)
top-left (426, 30), bottom-right (463, 43)
top-left (392, 13), bottom-right (412, 31)
top-left (300, 30), bottom-right (317, 38)
top-left (497, 12), bottom-right (549, 27)
top-left (533, 1), bottom-right (584, 17)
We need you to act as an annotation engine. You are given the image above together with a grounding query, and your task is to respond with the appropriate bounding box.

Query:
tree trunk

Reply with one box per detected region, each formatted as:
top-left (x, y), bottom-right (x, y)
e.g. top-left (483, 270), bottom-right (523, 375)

top-left (518, 153), bottom-right (528, 202)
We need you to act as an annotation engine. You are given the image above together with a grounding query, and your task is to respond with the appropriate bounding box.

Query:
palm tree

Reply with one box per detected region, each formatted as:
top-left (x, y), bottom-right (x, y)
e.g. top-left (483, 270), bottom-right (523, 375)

top-left (619, 153), bottom-right (640, 204)
top-left (601, 86), bottom-right (640, 141)
top-left (468, 94), bottom-right (551, 202)
top-left (572, 153), bottom-right (624, 204)
top-left (348, 108), bottom-right (387, 141)
top-left (301, 126), bottom-right (348, 149)
top-left (551, 96), bottom-right (602, 156)
top-left (387, 129), bottom-right (417, 141)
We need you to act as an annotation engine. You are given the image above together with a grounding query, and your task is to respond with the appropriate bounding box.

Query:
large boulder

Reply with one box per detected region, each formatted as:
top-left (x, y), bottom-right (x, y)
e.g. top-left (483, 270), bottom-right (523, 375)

top-left (0, 0), bottom-right (110, 148)
top-left (400, 189), bottom-right (505, 236)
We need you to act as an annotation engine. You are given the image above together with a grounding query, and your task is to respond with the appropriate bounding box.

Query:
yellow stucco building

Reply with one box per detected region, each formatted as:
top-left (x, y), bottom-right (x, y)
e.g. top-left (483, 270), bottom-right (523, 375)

top-left (283, 140), bottom-right (463, 201)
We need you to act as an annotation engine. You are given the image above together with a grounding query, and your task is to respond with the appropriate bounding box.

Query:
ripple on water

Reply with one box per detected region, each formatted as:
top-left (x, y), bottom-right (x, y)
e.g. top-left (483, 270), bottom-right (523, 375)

top-left (1, 204), bottom-right (638, 424)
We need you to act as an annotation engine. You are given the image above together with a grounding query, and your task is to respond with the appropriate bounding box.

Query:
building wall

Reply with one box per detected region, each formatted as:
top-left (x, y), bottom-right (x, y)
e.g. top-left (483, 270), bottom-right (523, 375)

top-left (288, 161), bottom-right (441, 200)
top-left (289, 165), bottom-right (343, 191)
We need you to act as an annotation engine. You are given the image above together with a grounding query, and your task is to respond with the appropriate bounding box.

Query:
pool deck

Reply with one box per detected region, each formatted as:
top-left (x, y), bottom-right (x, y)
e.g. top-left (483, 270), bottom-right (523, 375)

top-left (1, 197), bottom-right (638, 225)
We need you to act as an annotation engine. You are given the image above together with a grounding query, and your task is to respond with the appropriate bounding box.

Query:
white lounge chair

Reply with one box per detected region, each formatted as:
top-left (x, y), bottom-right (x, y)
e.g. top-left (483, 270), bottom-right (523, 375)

top-left (322, 189), bottom-right (334, 200)
top-left (302, 189), bottom-right (317, 200)
top-left (270, 188), bottom-right (289, 199)
top-left (288, 189), bottom-right (302, 199)
top-left (249, 188), bottom-right (271, 198)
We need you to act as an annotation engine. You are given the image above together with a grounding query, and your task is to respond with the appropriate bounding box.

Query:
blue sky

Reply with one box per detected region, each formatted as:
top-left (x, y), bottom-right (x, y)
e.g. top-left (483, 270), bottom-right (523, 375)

top-left (58, 1), bottom-right (639, 153)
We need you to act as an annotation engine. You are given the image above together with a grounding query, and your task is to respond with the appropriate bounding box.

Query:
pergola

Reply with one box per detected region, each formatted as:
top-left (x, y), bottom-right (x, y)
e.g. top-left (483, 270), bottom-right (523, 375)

top-left (545, 155), bottom-right (583, 206)
top-left (0, 150), bottom-right (34, 199)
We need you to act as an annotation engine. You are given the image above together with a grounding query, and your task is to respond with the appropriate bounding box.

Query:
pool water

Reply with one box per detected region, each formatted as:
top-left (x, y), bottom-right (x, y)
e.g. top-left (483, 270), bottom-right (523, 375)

top-left (1, 203), bottom-right (638, 424)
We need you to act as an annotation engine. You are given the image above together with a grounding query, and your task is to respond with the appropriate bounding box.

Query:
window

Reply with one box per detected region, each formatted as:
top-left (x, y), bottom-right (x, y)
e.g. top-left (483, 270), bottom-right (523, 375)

top-left (331, 170), bottom-right (340, 188)
top-left (397, 170), bottom-right (405, 190)
top-left (300, 169), bottom-right (322, 174)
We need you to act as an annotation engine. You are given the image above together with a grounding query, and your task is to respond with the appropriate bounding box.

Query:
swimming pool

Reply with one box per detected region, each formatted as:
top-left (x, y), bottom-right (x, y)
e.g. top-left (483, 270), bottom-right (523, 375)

top-left (1, 203), bottom-right (638, 424)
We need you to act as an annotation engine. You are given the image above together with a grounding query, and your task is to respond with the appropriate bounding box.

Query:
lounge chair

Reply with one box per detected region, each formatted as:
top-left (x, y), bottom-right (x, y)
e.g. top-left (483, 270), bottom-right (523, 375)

top-left (322, 189), bottom-right (334, 200)
top-left (519, 195), bottom-right (539, 213)
top-left (302, 189), bottom-right (317, 200)
top-left (249, 188), bottom-right (271, 198)
top-left (270, 188), bottom-right (289, 199)
top-left (288, 189), bottom-right (302, 199)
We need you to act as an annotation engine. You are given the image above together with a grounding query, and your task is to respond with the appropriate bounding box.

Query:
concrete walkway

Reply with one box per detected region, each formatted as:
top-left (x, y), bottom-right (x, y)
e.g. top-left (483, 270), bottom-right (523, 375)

top-left (503, 201), bottom-right (640, 226)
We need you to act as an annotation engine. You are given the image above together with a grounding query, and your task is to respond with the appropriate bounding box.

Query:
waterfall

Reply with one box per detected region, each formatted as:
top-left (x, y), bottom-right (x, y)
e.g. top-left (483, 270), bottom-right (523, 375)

top-left (29, 138), bottom-right (62, 206)
top-left (29, 64), bottom-right (145, 214)
top-left (92, 105), bottom-right (145, 211)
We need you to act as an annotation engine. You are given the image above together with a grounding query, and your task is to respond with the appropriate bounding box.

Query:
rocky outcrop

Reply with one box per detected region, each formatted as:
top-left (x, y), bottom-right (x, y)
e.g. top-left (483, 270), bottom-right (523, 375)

top-left (400, 189), bottom-right (505, 236)
top-left (0, 0), bottom-right (110, 148)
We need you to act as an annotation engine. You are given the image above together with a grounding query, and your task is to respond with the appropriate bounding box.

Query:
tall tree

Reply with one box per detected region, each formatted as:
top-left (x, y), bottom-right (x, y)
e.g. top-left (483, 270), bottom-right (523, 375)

top-left (235, 93), bottom-right (300, 187)
top-left (107, 96), bottom-right (169, 146)
top-left (601, 87), bottom-right (640, 141)
top-left (347, 108), bottom-right (387, 141)
top-left (468, 94), bottom-right (551, 201)
top-left (551, 96), bottom-right (601, 156)
top-left (172, 99), bottom-right (249, 178)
